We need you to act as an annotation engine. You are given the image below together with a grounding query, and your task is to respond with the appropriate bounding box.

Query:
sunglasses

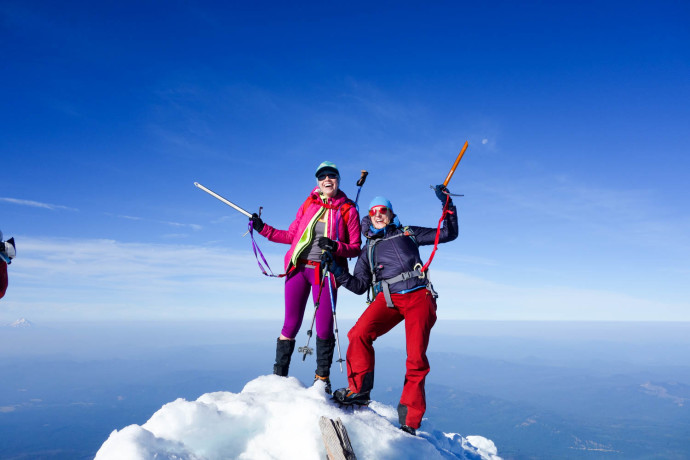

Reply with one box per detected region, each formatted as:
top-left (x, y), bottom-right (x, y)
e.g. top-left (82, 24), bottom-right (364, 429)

top-left (369, 206), bottom-right (389, 217)
top-left (318, 173), bottom-right (338, 180)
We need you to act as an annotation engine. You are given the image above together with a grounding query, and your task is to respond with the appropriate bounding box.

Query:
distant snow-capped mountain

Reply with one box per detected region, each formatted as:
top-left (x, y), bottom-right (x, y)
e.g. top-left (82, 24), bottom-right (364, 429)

top-left (8, 318), bottom-right (33, 328)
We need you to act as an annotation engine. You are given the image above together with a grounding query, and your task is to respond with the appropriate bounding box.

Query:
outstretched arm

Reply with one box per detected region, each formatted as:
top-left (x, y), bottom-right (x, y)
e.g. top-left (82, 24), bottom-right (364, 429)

top-left (257, 201), bottom-right (307, 244)
top-left (331, 248), bottom-right (372, 295)
top-left (411, 202), bottom-right (459, 246)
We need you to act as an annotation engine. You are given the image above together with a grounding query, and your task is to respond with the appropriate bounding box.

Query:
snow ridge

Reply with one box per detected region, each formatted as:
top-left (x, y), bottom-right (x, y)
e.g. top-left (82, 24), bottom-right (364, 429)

top-left (96, 375), bottom-right (501, 460)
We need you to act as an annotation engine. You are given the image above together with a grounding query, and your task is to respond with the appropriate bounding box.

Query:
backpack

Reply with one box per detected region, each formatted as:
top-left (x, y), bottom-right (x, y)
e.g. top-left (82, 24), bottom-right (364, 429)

top-left (364, 226), bottom-right (428, 305)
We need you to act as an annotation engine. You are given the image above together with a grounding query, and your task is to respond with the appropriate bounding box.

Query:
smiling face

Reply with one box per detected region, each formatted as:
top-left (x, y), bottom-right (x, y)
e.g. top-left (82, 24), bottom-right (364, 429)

top-left (369, 205), bottom-right (392, 229)
top-left (318, 173), bottom-right (339, 198)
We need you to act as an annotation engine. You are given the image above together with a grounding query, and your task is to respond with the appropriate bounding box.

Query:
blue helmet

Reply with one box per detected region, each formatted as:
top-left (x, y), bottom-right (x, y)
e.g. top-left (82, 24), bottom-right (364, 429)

top-left (368, 196), bottom-right (393, 213)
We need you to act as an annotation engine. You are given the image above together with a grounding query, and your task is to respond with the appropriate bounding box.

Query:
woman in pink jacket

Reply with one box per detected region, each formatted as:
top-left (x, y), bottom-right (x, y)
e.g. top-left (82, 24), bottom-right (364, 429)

top-left (251, 161), bottom-right (361, 392)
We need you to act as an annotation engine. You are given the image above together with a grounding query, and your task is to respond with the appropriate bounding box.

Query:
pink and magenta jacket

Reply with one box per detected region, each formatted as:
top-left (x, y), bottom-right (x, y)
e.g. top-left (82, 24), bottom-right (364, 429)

top-left (259, 187), bottom-right (362, 272)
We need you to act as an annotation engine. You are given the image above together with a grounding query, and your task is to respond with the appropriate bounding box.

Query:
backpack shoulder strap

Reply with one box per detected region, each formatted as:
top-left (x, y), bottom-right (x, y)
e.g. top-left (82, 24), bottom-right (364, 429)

top-left (300, 195), bottom-right (315, 215)
top-left (402, 226), bottom-right (418, 246)
top-left (366, 237), bottom-right (380, 282)
top-left (338, 200), bottom-right (355, 225)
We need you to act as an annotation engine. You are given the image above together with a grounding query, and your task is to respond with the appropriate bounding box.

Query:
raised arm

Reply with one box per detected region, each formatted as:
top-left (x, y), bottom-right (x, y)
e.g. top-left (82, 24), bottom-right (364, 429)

top-left (409, 203), bottom-right (458, 246)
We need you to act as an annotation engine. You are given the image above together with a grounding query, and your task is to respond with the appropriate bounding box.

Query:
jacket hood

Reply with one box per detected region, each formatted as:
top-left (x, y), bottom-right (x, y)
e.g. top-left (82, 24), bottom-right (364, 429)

top-left (309, 186), bottom-right (349, 206)
top-left (361, 214), bottom-right (401, 239)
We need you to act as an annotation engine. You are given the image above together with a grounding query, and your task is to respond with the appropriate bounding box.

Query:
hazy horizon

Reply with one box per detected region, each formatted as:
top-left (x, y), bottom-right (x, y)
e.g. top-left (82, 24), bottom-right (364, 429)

top-left (2, 319), bottom-right (688, 458)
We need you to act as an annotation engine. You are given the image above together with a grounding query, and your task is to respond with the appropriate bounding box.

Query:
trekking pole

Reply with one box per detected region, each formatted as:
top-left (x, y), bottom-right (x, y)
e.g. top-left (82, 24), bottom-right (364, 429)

top-left (197, 181), bottom-right (283, 277)
top-left (354, 170), bottom-right (368, 212)
top-left (194, 182), bottom-right (252, 217)
top-left (298, 273), bottom-right (329, 360)
top-left (325, 268), bottom-right (345, 372)
top-left (242, 207), bottom-right (262, 237)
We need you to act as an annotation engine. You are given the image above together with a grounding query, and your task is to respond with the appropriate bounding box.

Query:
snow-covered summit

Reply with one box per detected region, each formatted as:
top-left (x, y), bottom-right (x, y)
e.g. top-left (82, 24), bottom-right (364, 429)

top-left (95, 375), bottom-right (501, 460)
top-left (8, 318), bottom-right (33, 328)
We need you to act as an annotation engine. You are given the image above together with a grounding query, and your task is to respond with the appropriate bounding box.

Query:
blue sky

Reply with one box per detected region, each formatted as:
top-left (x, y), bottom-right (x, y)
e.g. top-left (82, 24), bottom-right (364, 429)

top-left (1, 1), bottom-right (688, 322)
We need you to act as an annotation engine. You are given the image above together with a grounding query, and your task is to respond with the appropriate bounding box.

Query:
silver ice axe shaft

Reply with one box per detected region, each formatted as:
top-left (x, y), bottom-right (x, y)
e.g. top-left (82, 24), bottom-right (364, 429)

top-left (194, 182), bottom-right (252, 218)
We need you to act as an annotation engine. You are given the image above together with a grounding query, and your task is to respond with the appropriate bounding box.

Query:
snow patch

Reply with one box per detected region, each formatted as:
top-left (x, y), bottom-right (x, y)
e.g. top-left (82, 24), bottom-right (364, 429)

top-left (96, 375), bottom-right (501, 460)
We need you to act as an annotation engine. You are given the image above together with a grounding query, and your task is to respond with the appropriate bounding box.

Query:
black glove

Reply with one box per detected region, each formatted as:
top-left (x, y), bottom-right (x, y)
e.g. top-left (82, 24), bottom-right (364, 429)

top-left (250, 213), bottom-right (264, 232)
top-left (1, 238), bottom-right (15, 264)
top-left (435, 185), bottom-right (454, 207)
top-left (320, 250), bottom-right (334, 266)
top-left (317, 236), bottom-right (338, 252)
top-left (434, 184), bottom-right (449, 202)
top-left (320, 251), bottom-right (343, 277)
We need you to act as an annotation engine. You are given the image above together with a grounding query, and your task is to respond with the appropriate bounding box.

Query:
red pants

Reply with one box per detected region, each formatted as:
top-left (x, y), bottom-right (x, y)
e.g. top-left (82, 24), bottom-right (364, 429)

top-left (346, 288), bottom-right (437, 429)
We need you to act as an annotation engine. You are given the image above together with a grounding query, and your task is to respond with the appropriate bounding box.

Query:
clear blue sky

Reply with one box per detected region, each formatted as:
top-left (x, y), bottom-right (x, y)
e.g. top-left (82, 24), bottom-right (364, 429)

top-left (1, 1), bottom-right (688, 322)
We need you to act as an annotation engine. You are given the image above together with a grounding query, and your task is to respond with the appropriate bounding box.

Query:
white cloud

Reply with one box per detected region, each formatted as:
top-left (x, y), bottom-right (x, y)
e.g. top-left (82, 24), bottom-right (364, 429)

top-left (0, 197), bottom-right (77, 211)
top-left (5, 236), bottom-right (687, 322)
top-left (161, 221), bottom-right (203, 231)
top-left (6, 236), bottom-right (284, 321)
top-left (114, 214), bottom-right (203, 231)
top-left (475, 175), bottom-right (690, 251)
top-left (430, 269), bottom-right (689, 321)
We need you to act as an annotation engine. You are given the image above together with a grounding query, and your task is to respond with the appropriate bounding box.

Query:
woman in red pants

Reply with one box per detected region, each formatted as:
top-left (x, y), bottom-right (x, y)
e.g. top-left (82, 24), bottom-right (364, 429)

top-left (329, 189), bottom-right (458, 435)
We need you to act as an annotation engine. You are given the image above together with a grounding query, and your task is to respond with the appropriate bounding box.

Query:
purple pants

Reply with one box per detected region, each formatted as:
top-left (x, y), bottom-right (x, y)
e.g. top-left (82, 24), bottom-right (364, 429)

top-left (282, 265), bottom-right (337, 340)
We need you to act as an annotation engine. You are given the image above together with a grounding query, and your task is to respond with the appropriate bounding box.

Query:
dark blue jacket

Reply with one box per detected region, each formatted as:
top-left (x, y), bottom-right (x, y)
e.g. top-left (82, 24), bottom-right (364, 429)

top-left (335, 204), bottom-right (458, 296)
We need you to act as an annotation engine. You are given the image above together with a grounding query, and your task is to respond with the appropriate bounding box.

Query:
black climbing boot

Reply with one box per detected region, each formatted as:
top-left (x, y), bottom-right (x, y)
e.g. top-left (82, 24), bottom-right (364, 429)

top-left (273, 338), bottom-right (295, 377)
top-left (332, 388), bottom-right (371, 406)
top-left (313, 374), bottom-right (332, 395)
top-left (314, 336), bottom-right (335, 393)
top-left (400, 425), bottom-right (416, 436)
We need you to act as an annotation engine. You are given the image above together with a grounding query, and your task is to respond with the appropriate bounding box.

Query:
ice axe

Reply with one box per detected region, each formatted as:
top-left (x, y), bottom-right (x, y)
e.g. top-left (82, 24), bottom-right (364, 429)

top-left (431, 141), bottom-right (468, 196)
top-left (194, 182), bottom-right (253, 217)
top-left (443, 141), bottom-right (468, 187)
top-left (420, 142), bottom-right (468, 272)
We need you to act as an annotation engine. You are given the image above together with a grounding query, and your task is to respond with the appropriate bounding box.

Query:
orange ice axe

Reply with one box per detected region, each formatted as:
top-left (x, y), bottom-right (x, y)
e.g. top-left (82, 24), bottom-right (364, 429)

top-left (442, 141), bottom-right (469, 187)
